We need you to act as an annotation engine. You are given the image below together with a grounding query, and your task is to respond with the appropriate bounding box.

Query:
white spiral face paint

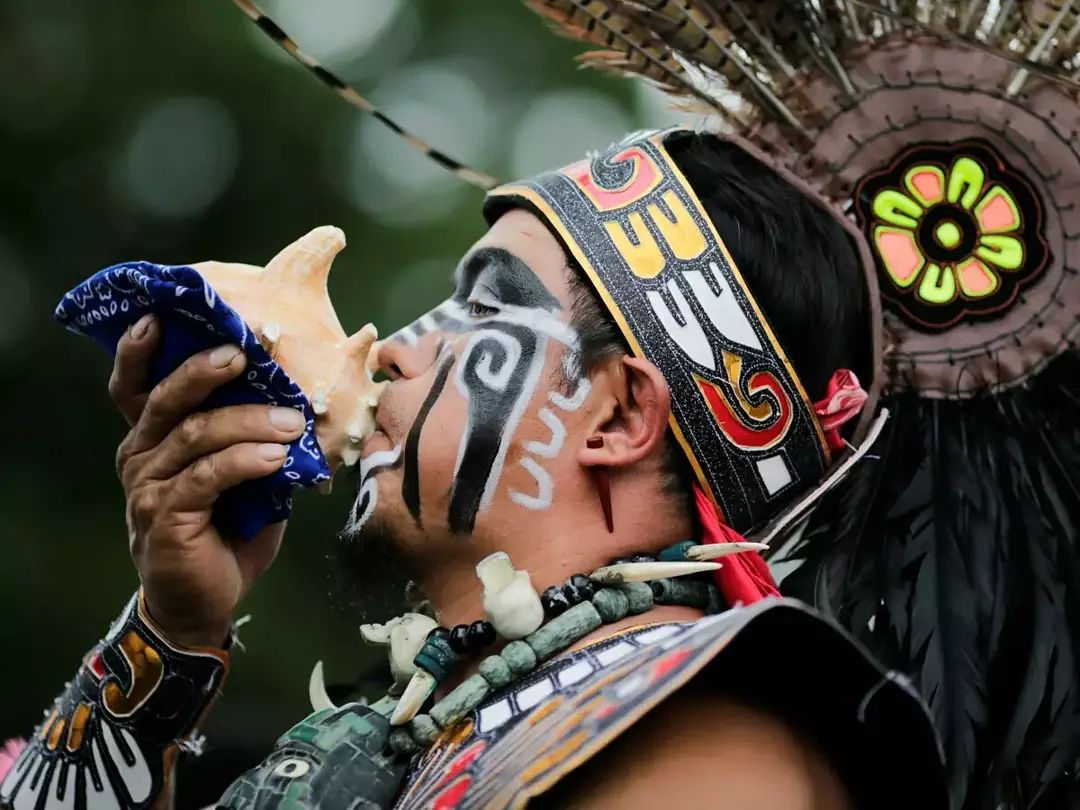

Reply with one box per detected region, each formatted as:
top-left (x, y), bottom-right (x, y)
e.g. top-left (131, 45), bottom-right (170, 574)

top-left (346, 444), bottom-right (403, 535)
top-left (381, 247), bottom-right (602, 529)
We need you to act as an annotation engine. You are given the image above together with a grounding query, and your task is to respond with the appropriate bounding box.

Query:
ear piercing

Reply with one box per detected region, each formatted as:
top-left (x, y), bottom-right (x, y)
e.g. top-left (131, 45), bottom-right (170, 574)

top-left (586, 436), bottom-right (614, 533)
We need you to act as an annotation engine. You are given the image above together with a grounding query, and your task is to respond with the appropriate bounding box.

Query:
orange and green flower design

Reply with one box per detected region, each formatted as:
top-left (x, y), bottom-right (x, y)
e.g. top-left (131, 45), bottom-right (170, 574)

top-left (855, 140), bottom-right (1050, 331)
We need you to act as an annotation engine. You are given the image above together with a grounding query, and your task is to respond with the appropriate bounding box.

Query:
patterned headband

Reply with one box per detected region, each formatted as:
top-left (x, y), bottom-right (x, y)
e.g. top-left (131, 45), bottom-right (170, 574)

top-left (484, 130), bottom-right (830, 534)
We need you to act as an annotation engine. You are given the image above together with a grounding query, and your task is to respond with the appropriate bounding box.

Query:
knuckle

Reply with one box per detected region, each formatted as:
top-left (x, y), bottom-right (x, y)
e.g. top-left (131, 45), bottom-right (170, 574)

top-left (115, 435), bottom-right (136, 480)
top-left (129, 488), bottom-right (160, 525)
top-left (178, 413), bottom-right (208, 447)
top-left (143, 384), bottom-right (165, 416)
top-left (190, 455), bottom-right (217, 488)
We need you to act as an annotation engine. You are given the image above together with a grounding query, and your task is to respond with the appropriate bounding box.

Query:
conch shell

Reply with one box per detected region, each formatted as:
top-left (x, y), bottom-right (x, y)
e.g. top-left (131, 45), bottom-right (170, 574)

top-left (193, 226), bottom-right (386, 476)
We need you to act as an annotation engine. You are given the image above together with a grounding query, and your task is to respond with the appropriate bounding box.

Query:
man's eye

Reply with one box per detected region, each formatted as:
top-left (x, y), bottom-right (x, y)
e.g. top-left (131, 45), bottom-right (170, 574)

top-left (467, 301), bottom-right (498, 318)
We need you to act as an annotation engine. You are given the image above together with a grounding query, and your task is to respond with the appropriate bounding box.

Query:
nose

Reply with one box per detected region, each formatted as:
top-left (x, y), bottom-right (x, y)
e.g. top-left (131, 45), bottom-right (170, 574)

top-left (374, 333), bottom-right (444, 381)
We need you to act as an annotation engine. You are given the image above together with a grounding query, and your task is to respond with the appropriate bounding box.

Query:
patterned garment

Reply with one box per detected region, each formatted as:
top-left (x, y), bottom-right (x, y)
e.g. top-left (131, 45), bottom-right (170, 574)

top-left (0, 593), bottom-right (228, 810)
top-left (395, 599), bottom-right (948, 810)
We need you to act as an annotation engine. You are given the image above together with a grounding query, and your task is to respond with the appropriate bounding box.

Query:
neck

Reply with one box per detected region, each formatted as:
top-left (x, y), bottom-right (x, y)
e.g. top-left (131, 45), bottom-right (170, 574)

top-left (416, 507), bottom-right (691, 630)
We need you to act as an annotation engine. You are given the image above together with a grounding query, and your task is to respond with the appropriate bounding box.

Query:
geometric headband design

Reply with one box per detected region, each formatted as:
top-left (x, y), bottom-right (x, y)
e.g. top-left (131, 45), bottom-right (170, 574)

top-left (484, 130), bottom-right (830, 534)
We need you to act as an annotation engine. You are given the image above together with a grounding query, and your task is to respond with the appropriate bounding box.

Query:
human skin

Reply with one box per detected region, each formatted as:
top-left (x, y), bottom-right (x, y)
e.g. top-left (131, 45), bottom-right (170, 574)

top-left (106, 209), bottom-right (848, 808)
top-left (113, 208), bottom-right (693, 646)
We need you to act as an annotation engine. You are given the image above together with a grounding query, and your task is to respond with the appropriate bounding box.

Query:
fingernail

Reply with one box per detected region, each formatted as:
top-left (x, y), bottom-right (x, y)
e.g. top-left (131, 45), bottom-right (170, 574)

top-left (130, 314), bottom-right (153, 340)
top-left (258, 443), bottom-right (287, 461)
top-left (269, 407), bottom-right (305, 432)
top-left (209, 344), bottom-right (243, 368)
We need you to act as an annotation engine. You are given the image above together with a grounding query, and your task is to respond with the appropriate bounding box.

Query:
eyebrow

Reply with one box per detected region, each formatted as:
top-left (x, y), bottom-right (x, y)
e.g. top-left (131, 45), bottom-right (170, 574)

top-left (453, 247), bottom-right (561, 310)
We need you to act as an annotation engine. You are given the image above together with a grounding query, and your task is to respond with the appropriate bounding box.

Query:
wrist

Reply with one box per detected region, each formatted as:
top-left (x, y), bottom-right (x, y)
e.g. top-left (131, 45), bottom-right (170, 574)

top-left (141, 592), bottom-right (233, 650)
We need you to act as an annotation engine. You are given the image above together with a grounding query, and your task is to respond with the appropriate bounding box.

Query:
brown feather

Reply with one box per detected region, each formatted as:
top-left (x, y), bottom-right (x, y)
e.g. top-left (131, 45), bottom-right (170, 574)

top-left (525, 0), bottom-right (732, 116)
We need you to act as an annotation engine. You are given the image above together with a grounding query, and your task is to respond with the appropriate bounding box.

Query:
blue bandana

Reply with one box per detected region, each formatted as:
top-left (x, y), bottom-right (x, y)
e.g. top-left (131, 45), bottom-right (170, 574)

top-left (55, 262), bottom-right (330, 541)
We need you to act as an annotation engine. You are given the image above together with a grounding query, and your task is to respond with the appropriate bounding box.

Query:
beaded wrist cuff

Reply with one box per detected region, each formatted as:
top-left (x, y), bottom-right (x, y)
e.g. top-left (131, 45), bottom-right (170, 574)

top-left (0, 591), bottom-right (229, 810)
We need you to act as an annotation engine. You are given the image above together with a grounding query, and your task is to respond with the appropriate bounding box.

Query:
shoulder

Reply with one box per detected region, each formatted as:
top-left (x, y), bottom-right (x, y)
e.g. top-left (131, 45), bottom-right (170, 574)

top-left (399, 600), bottom-right (948, 810)
top-left (542, 684), bottom-right (853, 809)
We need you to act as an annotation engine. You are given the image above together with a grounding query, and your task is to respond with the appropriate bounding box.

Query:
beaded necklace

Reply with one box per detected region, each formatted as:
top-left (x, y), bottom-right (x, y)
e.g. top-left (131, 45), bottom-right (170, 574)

top-left (335, 539), bottom-right (765, 757)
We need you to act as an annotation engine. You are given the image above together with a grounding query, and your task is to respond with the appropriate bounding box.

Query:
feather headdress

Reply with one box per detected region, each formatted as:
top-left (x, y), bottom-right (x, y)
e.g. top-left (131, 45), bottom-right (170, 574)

top-left (232, 2), bottom-right (1080, 806)
top-left (508, 3), bottom-right (1080, 807)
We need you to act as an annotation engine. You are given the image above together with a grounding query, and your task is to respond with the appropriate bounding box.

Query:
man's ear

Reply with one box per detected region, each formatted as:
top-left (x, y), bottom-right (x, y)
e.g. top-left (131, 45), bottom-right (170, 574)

top-left (577, 355), bottom-right (671, 469)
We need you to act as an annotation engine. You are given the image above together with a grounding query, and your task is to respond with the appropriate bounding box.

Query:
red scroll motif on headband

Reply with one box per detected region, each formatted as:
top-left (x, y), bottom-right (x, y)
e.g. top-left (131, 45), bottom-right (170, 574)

top-left (563, 149), bottom-right (794, 454)
top-left (694, 352), bottom-right (793, 452)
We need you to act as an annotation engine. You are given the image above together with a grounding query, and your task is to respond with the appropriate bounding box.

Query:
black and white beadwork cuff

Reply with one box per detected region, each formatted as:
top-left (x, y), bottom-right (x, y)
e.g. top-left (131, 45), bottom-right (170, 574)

top-left (0, 591), bottom-right (229, 810)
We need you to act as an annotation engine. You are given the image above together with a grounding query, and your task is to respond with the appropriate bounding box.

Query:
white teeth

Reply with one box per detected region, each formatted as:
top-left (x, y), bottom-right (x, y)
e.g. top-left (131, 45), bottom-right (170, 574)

top-left (308, 661), bottom-right (338, 713)
top-left (589, 561), bottom-right (721, 585)
top-left (390, 671), bottom-right (437, 726)
top-left (684, 542), bottom-right (768, 561)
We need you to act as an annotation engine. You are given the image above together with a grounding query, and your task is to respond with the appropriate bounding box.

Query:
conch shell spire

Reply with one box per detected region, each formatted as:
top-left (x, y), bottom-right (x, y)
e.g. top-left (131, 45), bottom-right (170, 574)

top-left (193, 226), bottom-right (387, 476)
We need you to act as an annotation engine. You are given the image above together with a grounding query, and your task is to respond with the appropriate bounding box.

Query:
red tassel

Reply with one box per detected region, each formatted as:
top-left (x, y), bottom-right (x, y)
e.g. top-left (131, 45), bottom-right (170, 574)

top-left (693, 485), bottom-right (779, 605)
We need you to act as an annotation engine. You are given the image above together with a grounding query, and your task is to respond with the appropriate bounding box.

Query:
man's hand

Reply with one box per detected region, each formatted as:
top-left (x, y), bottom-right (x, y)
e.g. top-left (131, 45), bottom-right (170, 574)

top-left (110, 314), bottom-right (307, 648)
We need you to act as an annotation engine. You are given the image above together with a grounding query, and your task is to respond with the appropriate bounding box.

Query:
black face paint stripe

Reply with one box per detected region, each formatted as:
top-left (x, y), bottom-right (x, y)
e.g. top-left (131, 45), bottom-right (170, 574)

top-left (402, 353), bottom-right (456, 524)
top-left (448, 323), bottom-right (538, 534)
top-left (456, 247), bottom-right (560, 311)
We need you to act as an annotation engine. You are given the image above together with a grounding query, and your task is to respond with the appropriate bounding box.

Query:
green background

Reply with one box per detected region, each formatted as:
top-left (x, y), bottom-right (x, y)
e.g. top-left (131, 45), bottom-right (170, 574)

top-left (0, 1), bottom-right (690, 804)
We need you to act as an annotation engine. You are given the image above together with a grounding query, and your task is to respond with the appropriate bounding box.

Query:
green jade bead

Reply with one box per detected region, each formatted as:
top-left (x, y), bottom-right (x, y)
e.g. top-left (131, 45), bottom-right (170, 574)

top-left (407, 713), bottom-right (440, 747)
top-left (478, 654), bottom-right (513, 689)
top-left (618, 581), bottom-right (654, 614)
top-left (650, 577), bottom-right (712, 610)
top-left (430, 673), bottom-right (491, 729)
top-left (658, 540), bottom-right (696, 562)
top-left (501, 640), bottom-right (538, 676)
top-left (592, 587), bottom-right (629, 623)
top-left (525, 600), bottom-right (602, 662)
top-left (413, 635), bottom-right (457, 683)
top-left (369, 694), bottom-right (399, 719)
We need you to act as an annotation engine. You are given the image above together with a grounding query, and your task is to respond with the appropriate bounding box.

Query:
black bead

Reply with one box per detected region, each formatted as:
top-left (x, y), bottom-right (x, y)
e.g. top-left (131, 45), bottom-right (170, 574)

top-left (466, 620), bottom-right (495, 649)
top-left (448, 624), bottom-right (471, 655)
top-left (427, 626), bottom-right (450, 641)
top-left (541, 585), bottom-right (572, 616)
top-left (564, 574), bottom-right (596, 604)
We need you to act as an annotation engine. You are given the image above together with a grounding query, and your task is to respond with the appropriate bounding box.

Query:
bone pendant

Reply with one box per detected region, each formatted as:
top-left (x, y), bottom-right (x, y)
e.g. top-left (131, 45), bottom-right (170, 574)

top-left (360, 613), bottom-right (439, 689)
top-left (476, 552), bottom-right (544, 640)
top-left (390, 671), bottom-right (437, 727)
top-left (308, 660), bottom-right (337, 713)
top-left (192, 226), bottom-right (387, 475)
top-left (590, 560), bottom-right (721, 585)
top-left (685, 542), bottom-right (769, 561)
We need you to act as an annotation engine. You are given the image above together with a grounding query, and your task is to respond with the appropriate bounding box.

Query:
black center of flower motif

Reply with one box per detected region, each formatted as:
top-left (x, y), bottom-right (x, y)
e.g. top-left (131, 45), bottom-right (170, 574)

top-left (853, 139), bottom-right (1052, 332)
top-left (917, 205), bottom-right (978, 263)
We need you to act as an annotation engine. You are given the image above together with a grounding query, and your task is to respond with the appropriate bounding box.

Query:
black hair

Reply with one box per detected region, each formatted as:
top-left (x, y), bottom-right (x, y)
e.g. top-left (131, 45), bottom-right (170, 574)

top-left (565, 132), bottom-right (871, 498)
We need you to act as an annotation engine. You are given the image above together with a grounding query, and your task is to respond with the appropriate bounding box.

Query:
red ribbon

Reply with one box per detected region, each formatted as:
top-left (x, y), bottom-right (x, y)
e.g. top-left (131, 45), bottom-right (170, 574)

top-left (813, 369), bottom-right (868, 452)
top-left (694, 485), bottom-right (779, 605)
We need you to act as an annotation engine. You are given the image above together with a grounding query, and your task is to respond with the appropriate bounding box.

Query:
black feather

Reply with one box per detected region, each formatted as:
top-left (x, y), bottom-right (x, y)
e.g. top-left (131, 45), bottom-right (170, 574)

top-left (787, 350), bottom-right (1080, 810)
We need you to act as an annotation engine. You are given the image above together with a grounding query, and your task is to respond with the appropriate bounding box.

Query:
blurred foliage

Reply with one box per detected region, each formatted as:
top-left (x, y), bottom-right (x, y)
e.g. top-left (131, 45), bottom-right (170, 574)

top-left (0, 0), bottom-right (684, 804)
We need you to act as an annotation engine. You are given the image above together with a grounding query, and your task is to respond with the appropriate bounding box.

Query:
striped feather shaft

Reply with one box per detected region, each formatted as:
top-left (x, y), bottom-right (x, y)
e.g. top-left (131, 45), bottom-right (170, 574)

top-left (850, 0), bottom-right (1080, 92)
top-left (624, 0), bottom-right (736, 77)
top-left (1025, 0), bottom-right (1080, 62)
top-left (230, 0), bottom-right (498, 190)
top-left (526, 0), bottom-right (735, 120)
top-left (710, 1), bottom-right (805, 68)
top-left (612, 0), bottom-right (810, 133)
